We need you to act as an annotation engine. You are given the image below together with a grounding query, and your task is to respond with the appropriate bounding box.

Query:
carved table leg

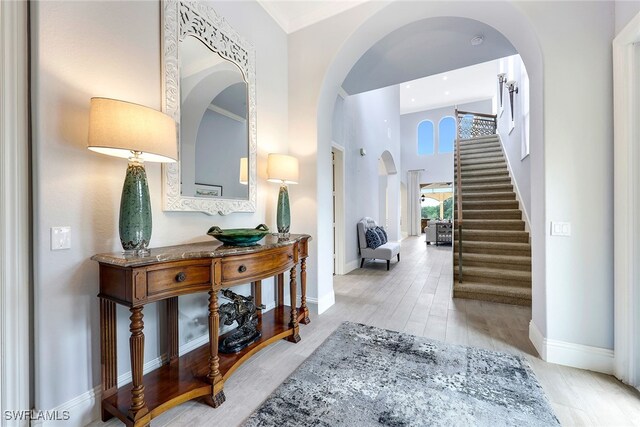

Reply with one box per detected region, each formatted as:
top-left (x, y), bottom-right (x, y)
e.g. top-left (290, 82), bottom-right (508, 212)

top-left (167, 297), bottom-right (179, 363)
top-left (276, 273), bottom-right (284, 307)
top-left (100, 299), bottom-right (117, 421)
top-left (300, 257), bottom-right (310, 324)
top-left (128, 306), bottom-right (150, 425)
top-left (286, 266), bottom-right (301, 343)
top-left (208, 290), bottom-right (225, 407)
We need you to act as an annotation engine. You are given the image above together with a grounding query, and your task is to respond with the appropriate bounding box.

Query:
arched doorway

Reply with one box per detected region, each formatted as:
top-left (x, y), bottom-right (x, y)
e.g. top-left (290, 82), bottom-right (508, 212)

top-left (289, 1), bottom-right (544, 326)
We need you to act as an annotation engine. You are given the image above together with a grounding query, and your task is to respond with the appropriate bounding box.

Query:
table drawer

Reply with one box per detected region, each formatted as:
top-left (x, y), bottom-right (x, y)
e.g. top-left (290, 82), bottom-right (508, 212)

top-left (147, 261), bottom-right (211, 296)
top-left (221, 246), bottom-right (294, 284)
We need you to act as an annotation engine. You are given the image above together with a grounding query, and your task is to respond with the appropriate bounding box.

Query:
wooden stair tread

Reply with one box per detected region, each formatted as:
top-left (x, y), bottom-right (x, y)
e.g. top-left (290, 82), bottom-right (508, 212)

top-left (461, 176), bottom-right (512, 184)
top-left (456, 209), bottom-right (522, 219)
top-left (462, 200), bottom-right (519, 209)
top-left (453, 282), bottom-right (532, 306)
top-left (456, 150), bottom-right (503, 159)
top-left (460, 156), bottom-right (505, 165)
top-left (462, 191), bottom-right (516, 200)
top-left (455, 240), bottom-right (530, 249)
top-left (455, 265), bottom-right (531, 280)
top-left (462, 184), bottom-right (513, 193)
top-left (461, 219), bottom-right (525, 230)
top-left (460, 135), bottom-right (500, 142)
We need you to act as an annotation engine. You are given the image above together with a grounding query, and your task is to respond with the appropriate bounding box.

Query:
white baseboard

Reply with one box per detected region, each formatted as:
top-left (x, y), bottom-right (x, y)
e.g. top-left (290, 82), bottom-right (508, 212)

top-left (39, 331), bottom-right (227, 426)
top-left (344, 259), bottom-right (358, 274)
top-left (41, 300), bottom-right (298, 426)
top-left (316, 291), bottom-right (335, 315)
top-left (529, 320), bottom-right (614, 374)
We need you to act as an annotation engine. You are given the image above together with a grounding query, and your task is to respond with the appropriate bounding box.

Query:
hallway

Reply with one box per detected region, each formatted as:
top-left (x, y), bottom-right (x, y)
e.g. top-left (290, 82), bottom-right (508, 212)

top-left (93, 237), bottom-right (640, 427)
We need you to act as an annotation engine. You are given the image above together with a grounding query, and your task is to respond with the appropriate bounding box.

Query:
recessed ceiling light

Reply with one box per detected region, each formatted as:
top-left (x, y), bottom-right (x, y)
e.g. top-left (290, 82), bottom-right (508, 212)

top-left (442, 76), bottom-right (448, 81)
top-left (384, 119), bottom-right (388, 123)
top-left (405, 84), bottom-right (411, 89)
top-left (471, 35), bottom-right (484, 46)
top-left (411, 98), bottom-right (415, 102)
top-left (444, 91), bottom-right (450, 95)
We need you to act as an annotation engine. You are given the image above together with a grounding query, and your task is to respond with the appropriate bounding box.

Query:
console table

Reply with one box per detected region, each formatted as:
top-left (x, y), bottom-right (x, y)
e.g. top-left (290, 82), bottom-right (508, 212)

top-left (92, 234), bottom-right (311, 426)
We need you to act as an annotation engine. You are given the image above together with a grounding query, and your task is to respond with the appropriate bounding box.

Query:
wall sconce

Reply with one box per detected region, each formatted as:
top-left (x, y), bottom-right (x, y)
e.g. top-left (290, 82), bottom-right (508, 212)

top-left (497, 73), bottom-right (507, 109)
top-left (506, 80), bottom-right (519, 122)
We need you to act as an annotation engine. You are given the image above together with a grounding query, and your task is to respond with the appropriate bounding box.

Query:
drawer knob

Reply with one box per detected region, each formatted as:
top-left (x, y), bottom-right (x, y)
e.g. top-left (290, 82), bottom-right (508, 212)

top-left (238, 265), bottom-right (247, 273)
top-left (288, 254), bottom-right (293, 260)
top-left (175, 272), bottom-right (187, 282)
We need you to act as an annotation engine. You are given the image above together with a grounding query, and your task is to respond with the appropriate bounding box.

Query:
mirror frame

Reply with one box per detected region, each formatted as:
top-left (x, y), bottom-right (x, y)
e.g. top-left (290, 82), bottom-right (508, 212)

top-left (161, 0), bottom-right (257, 215)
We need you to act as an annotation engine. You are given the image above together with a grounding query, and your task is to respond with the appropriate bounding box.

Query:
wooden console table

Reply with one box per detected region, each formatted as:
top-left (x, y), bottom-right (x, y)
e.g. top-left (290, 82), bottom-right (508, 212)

top-left (92, 234), bottom-right (311, 426)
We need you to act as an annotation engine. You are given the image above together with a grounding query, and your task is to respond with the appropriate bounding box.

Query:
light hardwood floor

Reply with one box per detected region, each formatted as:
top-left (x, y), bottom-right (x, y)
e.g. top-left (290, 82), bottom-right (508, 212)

top-left (92, 237), bottom-right (640, 426)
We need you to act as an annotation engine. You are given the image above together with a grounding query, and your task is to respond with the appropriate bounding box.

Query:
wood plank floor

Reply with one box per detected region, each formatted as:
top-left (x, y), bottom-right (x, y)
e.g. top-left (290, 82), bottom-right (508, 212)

top-left (91, 237), bottom-right (640, 426)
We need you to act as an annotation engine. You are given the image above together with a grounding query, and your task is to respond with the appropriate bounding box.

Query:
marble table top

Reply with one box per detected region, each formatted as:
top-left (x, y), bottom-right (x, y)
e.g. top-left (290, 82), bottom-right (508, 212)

top-left (91, 234), bottom-right (311, 268)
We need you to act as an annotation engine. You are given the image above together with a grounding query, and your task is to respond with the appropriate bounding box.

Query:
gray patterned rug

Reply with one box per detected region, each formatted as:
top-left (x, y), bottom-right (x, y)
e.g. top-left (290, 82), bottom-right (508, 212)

top-left (243, 322), bottom-right (559, 427)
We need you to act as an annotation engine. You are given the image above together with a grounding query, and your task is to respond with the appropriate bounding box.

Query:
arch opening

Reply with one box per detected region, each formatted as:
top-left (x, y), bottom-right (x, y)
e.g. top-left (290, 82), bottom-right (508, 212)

top-left (295, 1), bottom-right (544, 325)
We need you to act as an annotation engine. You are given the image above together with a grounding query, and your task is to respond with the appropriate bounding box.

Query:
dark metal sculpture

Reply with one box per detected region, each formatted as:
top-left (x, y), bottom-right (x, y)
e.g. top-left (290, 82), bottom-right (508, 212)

top-left (218, 289), bottom-right (265, 354)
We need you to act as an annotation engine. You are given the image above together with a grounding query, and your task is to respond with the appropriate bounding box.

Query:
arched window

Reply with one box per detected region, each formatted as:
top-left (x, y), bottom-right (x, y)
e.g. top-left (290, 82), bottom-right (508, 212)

top-left (417, 120), bottom-right (434, 155)
top-left (438, 116), bottom-right (456, 153)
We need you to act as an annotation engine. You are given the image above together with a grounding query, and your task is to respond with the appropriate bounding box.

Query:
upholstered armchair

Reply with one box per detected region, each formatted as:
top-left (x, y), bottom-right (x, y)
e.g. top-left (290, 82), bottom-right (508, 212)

top-left (357, 217), bottom-right (400, 270)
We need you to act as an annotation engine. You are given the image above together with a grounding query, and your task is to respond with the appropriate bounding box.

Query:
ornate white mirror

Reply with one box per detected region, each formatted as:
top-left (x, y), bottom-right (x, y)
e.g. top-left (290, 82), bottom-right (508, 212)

top-left (162, 0), bottom-right (257, 215)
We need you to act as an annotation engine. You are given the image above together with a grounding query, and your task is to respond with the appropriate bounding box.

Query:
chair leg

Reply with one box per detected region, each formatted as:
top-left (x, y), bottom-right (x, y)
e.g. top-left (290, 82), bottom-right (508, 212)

top-left (386, 260), bottom-right (390, 271)
top-left (397, 254), bottom-right (400, 262)
top-left (360, 258), bottom-right (365, 268)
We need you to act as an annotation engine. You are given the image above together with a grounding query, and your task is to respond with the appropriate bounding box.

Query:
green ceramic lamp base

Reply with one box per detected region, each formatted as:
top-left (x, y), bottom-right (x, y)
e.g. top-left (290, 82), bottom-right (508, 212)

top-left (276, 183), bottom-right (290, 236)
top-left (119, 156), bottom-right (152, 256)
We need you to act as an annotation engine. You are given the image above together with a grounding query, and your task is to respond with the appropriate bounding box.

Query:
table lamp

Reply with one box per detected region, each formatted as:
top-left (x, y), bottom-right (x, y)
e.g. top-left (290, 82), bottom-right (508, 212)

top-left (267, 154), bottom-right (298, 236)
top-left (88, 97), bottom-right (177, 255)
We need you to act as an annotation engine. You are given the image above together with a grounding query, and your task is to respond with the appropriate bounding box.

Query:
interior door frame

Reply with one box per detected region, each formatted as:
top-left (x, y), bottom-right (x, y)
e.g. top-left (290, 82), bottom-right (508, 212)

top-left (613, 11), bottom-right (640, 389)
top-left (331, 143), bottom-right (346, 275)
top-left (0, 0), bottom-right (31, 422)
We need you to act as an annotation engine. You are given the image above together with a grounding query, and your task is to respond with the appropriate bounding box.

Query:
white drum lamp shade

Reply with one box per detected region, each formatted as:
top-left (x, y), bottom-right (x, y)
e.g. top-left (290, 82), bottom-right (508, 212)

top-left (88, 97), bottom-right (178, 163)
top-left (267, 154), bottom-right (299, 184)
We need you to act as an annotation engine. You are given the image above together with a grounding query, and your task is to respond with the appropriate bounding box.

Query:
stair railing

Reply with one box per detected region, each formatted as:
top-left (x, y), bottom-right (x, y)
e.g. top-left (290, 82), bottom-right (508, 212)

top-left (454, 109), bottom-right (498, 284)
top-left (456, 110), bottom-right (497, 139)
top-left (455, 109), bottom-right (464, 283)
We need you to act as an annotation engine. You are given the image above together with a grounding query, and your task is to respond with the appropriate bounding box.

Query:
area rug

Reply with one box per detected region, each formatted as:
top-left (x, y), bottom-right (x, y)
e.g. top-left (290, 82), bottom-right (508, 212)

top-left (243, 322), bottom-right (559, 427)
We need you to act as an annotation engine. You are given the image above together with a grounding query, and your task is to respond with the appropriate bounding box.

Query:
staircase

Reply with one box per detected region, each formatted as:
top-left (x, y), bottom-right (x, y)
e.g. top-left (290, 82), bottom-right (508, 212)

top-left (453, 113), bottom-right (531, 306)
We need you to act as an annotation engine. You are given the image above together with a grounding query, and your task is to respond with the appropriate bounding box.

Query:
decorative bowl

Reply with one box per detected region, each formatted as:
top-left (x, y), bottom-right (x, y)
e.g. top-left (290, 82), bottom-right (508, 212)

top-left (207, 224), bottom-right (270, 246)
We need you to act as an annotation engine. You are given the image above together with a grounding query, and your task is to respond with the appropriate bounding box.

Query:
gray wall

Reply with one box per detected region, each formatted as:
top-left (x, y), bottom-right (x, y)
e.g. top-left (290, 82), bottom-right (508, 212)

top-left (339, 86), bottom-right (402, 268)
top-left (195, 109), bottom-right (248, 199)
top-left (615, 0), bottom-right (640, 35)
top-left (31, 0), bottom-right (288, 419)
top-left (495, 55), bottom-right (531, 223)
top-left (400, 99), bottom-right (492, 184)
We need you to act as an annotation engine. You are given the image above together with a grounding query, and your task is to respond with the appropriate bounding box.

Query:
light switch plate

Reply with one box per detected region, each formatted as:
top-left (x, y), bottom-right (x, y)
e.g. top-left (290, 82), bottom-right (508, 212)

top-left (51, 226), bottom-right (71, 250)
top-left (550, 222), bottom-right (571, 237)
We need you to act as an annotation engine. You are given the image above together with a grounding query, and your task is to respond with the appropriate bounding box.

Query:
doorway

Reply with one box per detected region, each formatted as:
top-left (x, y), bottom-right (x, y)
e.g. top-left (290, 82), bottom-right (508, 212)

top-left (331, 144), bottom-right (346, 275)
top-left (613, 13), bottom-right (640, 389)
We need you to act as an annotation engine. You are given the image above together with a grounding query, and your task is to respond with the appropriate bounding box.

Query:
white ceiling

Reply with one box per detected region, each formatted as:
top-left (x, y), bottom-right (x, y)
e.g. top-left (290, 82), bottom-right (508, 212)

top-left (257, 0), bottom-right (368, 34)
top-left (399, 59), bottom-right (500, 115)
top-left (342, 16), bottom-right (516, 95)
